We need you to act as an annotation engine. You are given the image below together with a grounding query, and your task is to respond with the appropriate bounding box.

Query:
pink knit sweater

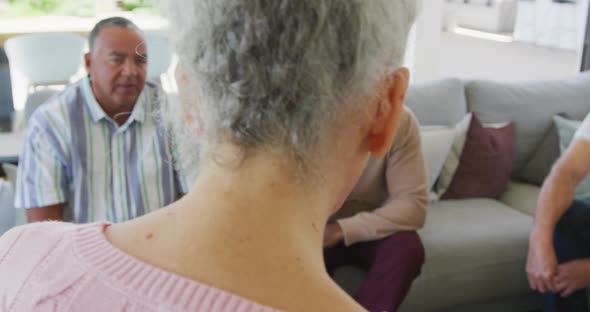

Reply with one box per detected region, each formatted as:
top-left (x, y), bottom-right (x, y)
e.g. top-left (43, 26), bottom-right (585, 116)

top-left (0, 222), bottom-right (279, 311)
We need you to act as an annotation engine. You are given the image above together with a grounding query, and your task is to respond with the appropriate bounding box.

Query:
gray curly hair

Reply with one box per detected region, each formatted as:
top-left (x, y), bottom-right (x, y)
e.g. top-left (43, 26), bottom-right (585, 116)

top-left (160, 0), bottom-right (418, 172)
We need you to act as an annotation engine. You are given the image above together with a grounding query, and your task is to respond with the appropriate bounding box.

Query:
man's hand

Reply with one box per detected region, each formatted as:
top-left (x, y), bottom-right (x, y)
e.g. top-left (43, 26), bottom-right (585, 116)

top-left (526, 232), bottom-right (558, 293)
top-left (26, 204), bottom-right (65, 223)
top-left (555, 259), bottom-right (590, 297)
top-left (323, 222), bottom-right (344, 248)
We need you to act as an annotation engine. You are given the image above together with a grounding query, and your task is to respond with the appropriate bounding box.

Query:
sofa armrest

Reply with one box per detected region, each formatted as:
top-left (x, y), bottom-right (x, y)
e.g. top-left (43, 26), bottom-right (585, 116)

top-left (500, 181), bottom-right (541, 217)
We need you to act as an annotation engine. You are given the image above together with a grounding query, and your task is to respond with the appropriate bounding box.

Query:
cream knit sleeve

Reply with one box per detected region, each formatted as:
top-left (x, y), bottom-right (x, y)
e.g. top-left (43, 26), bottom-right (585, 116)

top-left (337, 109), bottom-right (429, 246)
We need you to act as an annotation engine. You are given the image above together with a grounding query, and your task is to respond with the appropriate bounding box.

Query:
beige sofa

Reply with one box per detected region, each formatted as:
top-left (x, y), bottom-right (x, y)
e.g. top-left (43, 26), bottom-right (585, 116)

top-left (333, 73), bottom-right (590, 311)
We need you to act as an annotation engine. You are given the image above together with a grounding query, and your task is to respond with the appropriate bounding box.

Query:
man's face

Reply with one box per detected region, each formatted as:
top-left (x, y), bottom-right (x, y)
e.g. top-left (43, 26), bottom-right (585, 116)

top-left (85, 26), bottom-right (147, 112)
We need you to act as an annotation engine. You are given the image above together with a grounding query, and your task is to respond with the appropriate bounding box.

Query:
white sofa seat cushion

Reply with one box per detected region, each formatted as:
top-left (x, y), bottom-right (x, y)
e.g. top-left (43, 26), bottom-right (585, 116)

top-left (401, 199), bottom-right (533, 311)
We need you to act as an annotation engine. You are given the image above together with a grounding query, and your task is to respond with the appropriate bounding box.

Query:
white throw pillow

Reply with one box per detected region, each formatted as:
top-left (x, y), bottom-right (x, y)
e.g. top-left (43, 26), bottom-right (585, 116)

top-left (420, 126), bottom-right (455, 191)
top-left (435, 113), bottom-right (472, 197)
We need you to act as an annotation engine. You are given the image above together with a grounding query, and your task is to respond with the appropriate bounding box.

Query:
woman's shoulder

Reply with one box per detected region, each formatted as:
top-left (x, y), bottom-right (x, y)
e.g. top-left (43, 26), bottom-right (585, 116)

top-left (0, 222), bottom-right (105, 270)
top-left (0, 222), bottom-right (98, 309)
top-left (0, 222), bottom-right (77, 254)
top-left (2, 220), bottom-right (88, 242)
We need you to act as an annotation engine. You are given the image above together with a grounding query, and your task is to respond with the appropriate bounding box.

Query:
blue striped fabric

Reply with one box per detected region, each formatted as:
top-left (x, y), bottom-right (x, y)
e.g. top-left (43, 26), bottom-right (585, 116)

top-left (14, 77), bottom-right (191, 223)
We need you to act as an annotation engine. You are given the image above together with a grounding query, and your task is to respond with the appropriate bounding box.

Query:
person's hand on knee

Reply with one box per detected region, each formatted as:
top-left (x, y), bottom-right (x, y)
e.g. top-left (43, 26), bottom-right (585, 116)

top-left (555, 259), bottom-right (590, 297)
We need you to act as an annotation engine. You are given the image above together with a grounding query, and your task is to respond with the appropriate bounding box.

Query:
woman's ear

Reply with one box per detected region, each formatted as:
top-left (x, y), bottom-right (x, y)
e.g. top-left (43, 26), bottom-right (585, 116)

top-left (367, 67), bottom-right (410, 157)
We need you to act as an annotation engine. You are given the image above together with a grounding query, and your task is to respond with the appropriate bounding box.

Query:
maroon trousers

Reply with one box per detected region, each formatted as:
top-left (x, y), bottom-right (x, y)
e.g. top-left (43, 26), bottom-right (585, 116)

top-left (324, 231), bottom-right (425, 312)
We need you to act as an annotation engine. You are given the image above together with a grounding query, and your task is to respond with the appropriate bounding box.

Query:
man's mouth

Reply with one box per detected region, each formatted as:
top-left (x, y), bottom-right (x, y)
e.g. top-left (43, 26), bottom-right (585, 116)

top-left (117, 84), bottom-right (137, 93)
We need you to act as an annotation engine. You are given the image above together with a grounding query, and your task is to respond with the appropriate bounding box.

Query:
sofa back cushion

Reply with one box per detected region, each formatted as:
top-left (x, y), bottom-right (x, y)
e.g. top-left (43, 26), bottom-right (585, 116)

top-left (465, 72), bottom-right (590, 174)
top-left (516, 121), bottom-right (561, 186)
top-left (405, 78), bottom-right (467, 127)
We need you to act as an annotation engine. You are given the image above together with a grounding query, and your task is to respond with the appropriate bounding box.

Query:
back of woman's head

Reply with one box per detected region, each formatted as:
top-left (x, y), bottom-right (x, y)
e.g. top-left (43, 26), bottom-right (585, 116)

top-left (160, 0), bottom-right (418, 172)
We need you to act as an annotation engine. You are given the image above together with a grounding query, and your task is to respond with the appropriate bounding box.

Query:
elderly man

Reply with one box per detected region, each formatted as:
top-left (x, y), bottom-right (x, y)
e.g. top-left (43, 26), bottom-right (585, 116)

top-left (527, 112), bottom-right (590, 311)
top-left (14, 17), bottom-right (189, 223)
top-left (324, 107), bottom-right (428, 312)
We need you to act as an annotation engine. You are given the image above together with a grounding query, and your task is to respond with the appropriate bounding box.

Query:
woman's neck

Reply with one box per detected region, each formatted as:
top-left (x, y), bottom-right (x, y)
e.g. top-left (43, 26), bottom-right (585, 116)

top-left (105, 149), bottom-right (363, 310)
top-left (175, 152), bottom-right (334, 262)
top-left (111, 150), bottom-right (341, 277)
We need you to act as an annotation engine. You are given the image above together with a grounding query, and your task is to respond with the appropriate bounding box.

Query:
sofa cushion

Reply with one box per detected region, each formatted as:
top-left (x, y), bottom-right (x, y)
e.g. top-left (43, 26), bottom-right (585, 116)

top-left (553, 115), bottom-right (590, 199)
top-left (442, 114), bottom-right (516, 200)
top-left (435, 114), bottom-right (472, 197)
top-left (331, 265), bottom-right (365, 296)
top-left (406, 78), bottom-right (467, 127)
top-left (436, 114), bottom-right (513, 197)
top-left (401, 199), bottom-right (533, 311)
top-left (465, 73), bottom-right (590, 174)
top-left (500, 181), bottom-right (541, 217)
top-left (420, 126), bottom-right (455, 192)
top-left (516, 120), bottom-right (561, 186)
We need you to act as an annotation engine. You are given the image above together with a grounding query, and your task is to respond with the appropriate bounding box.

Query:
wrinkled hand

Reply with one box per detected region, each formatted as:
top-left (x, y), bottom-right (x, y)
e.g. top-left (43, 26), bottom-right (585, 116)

top-left (555, 259), bottom-right (590, 297)
top-left (323, 222), bottom-right (344, 248)
top-left (526, 234), bottom-right (558, 293)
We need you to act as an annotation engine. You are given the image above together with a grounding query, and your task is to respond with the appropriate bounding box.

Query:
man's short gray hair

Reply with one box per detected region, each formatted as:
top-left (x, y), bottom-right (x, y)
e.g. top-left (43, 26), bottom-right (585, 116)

top-left (88, 17), bottom-right (141, 53)
top-left (160, 0), bottom-right (418, 172)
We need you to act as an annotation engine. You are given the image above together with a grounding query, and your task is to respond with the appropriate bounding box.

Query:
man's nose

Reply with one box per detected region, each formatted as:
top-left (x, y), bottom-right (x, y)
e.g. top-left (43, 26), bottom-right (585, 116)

top-left (122, 59), bottom-right (138, 76)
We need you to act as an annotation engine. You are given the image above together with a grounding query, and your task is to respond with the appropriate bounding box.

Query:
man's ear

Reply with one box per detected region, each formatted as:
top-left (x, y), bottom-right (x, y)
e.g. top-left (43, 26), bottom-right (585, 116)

top-left (368, 67), bottom-right (410, 157)
top-left (84, 52), bottom-right (92, 75)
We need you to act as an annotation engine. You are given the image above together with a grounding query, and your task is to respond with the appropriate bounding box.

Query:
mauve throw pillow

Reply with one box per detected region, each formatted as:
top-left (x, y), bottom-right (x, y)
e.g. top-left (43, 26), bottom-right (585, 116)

top-left (441, 114), bottom-right (516, 200)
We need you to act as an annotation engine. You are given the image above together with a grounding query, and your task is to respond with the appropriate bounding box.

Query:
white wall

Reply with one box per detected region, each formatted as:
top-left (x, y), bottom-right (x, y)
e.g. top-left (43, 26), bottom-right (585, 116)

top-left (406, 0), bottom-right (444, 83)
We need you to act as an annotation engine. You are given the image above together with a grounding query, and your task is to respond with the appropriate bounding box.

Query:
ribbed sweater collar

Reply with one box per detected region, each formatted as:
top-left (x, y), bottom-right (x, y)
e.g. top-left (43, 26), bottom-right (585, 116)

top-left (72, 223), bottom-right (277, 311)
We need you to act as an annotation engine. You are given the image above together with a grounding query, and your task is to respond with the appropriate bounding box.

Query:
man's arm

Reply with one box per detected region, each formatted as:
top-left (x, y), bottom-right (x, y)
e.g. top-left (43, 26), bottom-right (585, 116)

top-left (533, 139), bottom-right (590, 237)
top-left (527, 138), bottom-right (590, 293)
top-left (26, 204), bottom-right (65, 223)
top-left (14, 120), bottom-right (69, 222)
top-left (336, 109), bottom-right (428, 246)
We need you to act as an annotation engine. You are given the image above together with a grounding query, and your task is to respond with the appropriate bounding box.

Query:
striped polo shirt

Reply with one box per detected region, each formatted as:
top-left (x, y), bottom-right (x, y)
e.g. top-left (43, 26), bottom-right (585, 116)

top-left (14, 77), bottom-right (191, 223)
